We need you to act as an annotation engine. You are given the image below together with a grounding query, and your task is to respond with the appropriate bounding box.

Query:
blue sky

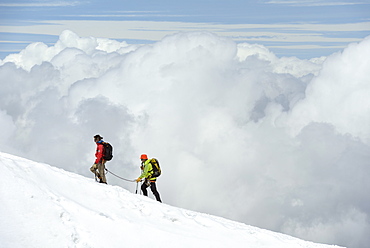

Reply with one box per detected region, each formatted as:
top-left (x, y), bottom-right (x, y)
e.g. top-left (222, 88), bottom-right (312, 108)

top-left (1, 0), bottom-right (370, 59)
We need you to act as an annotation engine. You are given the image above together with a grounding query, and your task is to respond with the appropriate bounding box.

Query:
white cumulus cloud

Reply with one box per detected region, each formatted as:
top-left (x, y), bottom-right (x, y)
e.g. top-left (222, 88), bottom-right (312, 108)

top-left (1, 30), bottom-right (369, 248)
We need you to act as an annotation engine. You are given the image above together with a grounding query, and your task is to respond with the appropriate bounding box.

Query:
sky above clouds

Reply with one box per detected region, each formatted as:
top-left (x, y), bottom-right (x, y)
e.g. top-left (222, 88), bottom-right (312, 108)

top-left (1, 0), bottom-right (370, 59)
top-left (1, 1), bottom-right (370, 248)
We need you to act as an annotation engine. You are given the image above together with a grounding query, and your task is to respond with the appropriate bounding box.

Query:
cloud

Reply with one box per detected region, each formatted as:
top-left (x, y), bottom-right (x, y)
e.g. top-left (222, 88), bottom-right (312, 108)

top-left (0, 1), bottom-right (80, 7)
top-left (284, 36), bottom-right (370, 141)
top-left (266, 0), bottom-right (367, 6)
top-left (0, 20), bottom-right (367, 55)
top-left (0, 109), bottom-right (16, 149)
top-left (0, 30), bottom-right (370, 248)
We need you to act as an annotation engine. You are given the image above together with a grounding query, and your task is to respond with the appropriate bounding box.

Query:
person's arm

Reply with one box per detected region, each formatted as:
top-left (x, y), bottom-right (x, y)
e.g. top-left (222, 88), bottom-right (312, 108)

top-left (137, 161), bottom-right (152, 180)
top-left (95, 143), bottom-right (103, 164)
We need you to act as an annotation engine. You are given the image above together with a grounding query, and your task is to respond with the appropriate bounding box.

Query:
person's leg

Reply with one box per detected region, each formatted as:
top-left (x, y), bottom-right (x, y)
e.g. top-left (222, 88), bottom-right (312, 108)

top-left (90, 164), bottom-right (100, 179)
top-left (97, 161), bottom-right (107, 184)
top-left (141, 181), bottom-right (149, 196)
top-left (150, 182), bottom-right (162, 202)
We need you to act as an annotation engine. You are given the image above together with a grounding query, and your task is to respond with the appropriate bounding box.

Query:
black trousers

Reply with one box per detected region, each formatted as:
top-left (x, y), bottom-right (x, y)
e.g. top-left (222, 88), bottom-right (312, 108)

top-left (141, 180), bottom-right (162, 202)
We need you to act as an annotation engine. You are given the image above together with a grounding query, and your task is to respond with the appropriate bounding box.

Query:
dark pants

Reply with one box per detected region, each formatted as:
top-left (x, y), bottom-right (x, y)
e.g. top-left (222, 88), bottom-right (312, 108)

top-left (141, 180), bottom-right (162, 202)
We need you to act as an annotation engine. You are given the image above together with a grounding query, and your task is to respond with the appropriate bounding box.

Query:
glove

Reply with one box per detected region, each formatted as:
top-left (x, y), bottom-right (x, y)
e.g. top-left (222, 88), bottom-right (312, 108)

top-left (136, 178), bottom-right (142, 183)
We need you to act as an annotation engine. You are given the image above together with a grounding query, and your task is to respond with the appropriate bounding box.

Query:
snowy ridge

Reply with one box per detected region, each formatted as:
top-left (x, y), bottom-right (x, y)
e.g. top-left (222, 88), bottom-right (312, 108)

top-left (0, 152), bottom-right (343, 248)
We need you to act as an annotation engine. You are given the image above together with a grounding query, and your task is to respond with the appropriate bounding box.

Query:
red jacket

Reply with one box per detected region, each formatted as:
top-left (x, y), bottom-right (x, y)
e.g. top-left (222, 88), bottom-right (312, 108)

top-left (95, 142), bottom-right (104, 164)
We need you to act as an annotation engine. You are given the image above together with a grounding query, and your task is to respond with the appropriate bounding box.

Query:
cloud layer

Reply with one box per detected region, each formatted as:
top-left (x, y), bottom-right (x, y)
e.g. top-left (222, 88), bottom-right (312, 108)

top-left (1, 30), bottom-right (369, 248)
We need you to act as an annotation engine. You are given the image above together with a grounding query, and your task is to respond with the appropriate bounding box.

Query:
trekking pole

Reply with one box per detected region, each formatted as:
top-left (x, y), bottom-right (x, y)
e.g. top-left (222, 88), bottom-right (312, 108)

top-left (135, 182), bottom-right (139, 194)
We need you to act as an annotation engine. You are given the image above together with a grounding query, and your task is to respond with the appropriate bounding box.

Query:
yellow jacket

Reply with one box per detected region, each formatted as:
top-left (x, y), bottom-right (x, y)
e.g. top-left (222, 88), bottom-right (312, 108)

top-left (138, 159), bottom-right (157, 181)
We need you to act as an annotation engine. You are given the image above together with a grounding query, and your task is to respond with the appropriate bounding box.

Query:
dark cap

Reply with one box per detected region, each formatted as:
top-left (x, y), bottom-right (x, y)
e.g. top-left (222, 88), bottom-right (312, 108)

top-left (94, 134), bottom-right (103, 140)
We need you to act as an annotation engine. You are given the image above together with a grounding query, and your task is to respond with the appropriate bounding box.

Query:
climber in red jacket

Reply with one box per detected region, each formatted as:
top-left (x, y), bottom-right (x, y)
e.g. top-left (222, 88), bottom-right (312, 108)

top-left (90, 134), bottom-right (107, 184)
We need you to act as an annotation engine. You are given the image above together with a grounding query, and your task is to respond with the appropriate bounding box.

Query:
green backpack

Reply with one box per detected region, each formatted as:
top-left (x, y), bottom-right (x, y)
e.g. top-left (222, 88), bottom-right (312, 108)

top-left (150, 158), bottom-right (161, 178)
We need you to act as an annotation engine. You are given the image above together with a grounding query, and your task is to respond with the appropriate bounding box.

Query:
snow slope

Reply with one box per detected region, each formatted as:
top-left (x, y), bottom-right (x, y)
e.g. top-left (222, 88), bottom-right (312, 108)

top-left (0, 152), bottom-right (344, 248)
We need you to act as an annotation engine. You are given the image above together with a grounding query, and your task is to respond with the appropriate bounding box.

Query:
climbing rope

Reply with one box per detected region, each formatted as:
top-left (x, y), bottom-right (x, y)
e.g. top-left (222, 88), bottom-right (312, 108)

top-left (105, 168), bottom-right (136, 182)
top-left (104, 168), bottom-right (143, 194)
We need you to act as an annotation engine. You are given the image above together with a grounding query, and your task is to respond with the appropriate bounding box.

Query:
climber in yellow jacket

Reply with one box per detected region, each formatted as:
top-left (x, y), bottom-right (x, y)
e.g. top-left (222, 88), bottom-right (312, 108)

top-left (136, 154), bottom-right (162, 202)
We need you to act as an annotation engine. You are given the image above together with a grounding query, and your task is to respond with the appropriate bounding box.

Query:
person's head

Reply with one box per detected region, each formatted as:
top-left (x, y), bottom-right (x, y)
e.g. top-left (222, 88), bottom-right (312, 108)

top-left (94, 134), bottom-right (103, 143)
top-left (140, 154), bottom-right (148, 162)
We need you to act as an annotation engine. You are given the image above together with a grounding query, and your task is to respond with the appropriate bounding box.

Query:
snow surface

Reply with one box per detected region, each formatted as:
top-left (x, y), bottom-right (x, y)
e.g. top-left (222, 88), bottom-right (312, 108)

top-left (0, 152), bottom-right (344, 248)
